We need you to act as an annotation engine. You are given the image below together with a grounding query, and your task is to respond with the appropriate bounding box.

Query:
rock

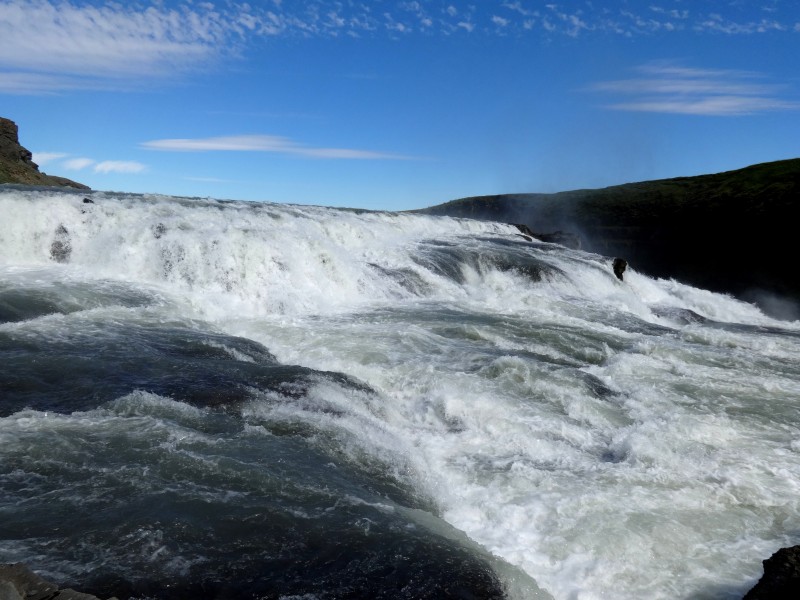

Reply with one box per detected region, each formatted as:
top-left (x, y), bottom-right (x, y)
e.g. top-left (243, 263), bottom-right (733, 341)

top-left (613, 257), bottom-right (627, 281)
top-left (536, 230), bottom-right (581, 249)
top-left (82, 197), bottom-right (94, 204)
top-left (0, 117), bottom-right (89, 189)
top-left (152, 223), bottom-right (167, 239)
top-left (0, 563), bottom-right (115, 600)
top-left (744, 546), bottom-right (800, 599)
top-left (511, 223), bottom-right (581, 249)
top-left (512, 223), bottom-right (536, 237)
top-left (50, 224), bottom-right (72, 262)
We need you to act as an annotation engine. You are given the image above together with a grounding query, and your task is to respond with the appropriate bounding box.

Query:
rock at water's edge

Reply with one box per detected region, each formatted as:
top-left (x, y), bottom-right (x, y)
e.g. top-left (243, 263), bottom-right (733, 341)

top-left (744, 545), bottom-right (800, 599)
top-left (0, 563), bottom-right (115, 600)
top-left (511, 223), bottom-right (582, 249)
top-left (613, 257), bottom-right (627, 281)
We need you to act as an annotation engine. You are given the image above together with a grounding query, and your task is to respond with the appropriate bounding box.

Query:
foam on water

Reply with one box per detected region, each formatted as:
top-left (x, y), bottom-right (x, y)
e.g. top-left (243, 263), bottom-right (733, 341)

top-left (2, 187), bottom-right (799, 599)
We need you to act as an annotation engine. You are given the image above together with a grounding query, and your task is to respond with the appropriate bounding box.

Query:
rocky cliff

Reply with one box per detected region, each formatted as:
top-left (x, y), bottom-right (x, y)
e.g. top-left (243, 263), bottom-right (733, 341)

top-left (0, 117), bottom-right (89, 189)
top-left (419, 160), bottom-right (800, 314)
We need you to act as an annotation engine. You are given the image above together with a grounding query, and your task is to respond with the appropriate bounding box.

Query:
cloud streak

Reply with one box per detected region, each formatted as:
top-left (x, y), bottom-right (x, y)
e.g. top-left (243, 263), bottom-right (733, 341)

top-left (39, 153), bottom-right (148, 174)
top-left (141, 134), bottom-right (414, 160)
top-left (0, 0), bottom-right (244, 93)
top-left (2, 2), bottom-right (799, 94)
top-left (31, 152), bottom-right (67, 166)
top-left (94, 161), bottom-right (147, 174)
top-left (592, 63), bottom-right (800, 116)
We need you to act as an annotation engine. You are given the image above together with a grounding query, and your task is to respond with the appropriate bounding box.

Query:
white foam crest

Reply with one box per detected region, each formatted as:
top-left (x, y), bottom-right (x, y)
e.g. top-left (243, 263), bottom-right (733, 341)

top-left (3, 187), bottom-right (790, 330)
top-left (0, 189), bottom-right (522, 318)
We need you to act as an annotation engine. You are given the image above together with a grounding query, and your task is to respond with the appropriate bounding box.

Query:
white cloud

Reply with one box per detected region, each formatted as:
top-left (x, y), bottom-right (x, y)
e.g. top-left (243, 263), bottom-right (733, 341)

top-left (2, 1), bottom-right (798, 95)
top-left (63, 157), bottom-right (95, 171)
top-left (0, 0), bottom-right (244, 93)
top-left (696, 14), bottom-right (786, 34)
top-left (31, 152), bottom-right (67, 165)
top-left (593, 63), bottom-right (800, 116)
top-left (0, 71), bottom-right (94, 94)
top-left (610, 96), bottom-right (799, 116)
top-left (54, 156), bottom-right (147, 173)
top-left (142, 134), bottom-right (412, 160)
top-left (94, 160), bottom-right (147, 174)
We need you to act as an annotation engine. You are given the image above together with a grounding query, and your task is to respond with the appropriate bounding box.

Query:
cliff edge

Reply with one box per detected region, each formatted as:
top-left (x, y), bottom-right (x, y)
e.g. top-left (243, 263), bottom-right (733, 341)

top-left (419, 160), bottom-right (800, 313)
top-left (0, 117), bottom-right (89, 189)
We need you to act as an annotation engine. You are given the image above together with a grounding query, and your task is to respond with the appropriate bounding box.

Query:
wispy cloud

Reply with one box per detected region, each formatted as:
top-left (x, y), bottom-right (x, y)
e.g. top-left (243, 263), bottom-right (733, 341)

top-left (2, 1), bottom-right (800, 94)
top-left (0, 0), bottom-right (244, 93)
top-left (31, 152), bottom-right (68, 166)
top-left (696, 13), bottom-right (786, 34)
top-left (592, 63), bottom-right (800, 116)
top-left (39, 153), bottom-right (147, 174)
top-left (141, 134), bottom-right (414, 160)
top-left (94, 160), bottom-right (147, 174)
top-left (63, 157), bottom-right (96, 171)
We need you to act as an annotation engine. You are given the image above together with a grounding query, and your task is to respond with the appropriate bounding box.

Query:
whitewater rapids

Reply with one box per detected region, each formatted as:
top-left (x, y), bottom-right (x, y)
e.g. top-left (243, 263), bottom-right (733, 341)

top-left (1, 186), bottom-right (799, 599)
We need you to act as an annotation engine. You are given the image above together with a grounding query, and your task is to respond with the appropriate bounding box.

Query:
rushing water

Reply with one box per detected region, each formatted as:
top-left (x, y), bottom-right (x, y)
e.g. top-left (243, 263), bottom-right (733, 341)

top-left (1, 186), bottom-right (799, 600)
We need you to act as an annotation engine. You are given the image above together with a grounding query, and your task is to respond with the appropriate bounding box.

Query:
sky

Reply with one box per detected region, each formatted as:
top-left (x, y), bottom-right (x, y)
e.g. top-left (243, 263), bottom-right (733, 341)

top-left (1, 1), bottom-right (799, 211)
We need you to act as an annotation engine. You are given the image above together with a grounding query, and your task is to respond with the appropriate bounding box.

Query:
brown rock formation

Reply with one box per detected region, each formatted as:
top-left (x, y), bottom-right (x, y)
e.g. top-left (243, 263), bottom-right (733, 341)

top-left (0, 117), bottom-right (89, 189)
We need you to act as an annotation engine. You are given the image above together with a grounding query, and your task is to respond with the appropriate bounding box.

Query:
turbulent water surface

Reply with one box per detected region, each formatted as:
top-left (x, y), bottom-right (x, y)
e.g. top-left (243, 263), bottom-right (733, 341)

top-left (1, 186), bottom-right (799, 600)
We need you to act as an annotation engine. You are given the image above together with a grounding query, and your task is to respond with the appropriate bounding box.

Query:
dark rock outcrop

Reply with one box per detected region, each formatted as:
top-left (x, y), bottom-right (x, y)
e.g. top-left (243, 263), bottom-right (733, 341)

top-left (50, 224), bottom-right (72, 263)
top-left (613, 257), bottom-right (627, 281)
top-left (744, 546), bottom-right (800, 599)
top-left (511, 223), bottom-right (581, 249)
top-left (0, 563), bottom-right (115, 600)
top-left (0, 117), bottom-right (89, 189)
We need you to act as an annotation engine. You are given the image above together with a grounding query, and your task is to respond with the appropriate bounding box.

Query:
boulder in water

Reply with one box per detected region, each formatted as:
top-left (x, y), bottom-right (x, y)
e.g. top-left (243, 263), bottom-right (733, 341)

top-left (510, 223), bottom-right (581, 249)
top-left (613, 257), bottom-right (627, 281)
top-left (0, 563), bottom-right (114, 600)
top-left (50, 224), bottom-right (72, 262)
top-left (744, 545), bottom-right (800, 599)
top-left (535, 230), bottom-right (581, 249)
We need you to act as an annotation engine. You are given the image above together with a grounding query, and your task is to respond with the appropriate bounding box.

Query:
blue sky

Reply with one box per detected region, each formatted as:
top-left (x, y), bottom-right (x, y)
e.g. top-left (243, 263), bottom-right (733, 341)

top-left (2, 1), bottom-right (799, 210)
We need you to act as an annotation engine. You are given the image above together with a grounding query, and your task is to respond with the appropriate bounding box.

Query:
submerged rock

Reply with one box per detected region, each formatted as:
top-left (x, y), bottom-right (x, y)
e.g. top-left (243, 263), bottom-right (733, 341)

top-left (613, 257), bottom-right (627, 281)
top-left (50, 224), bottom-right (72, 262)
top-left (744, 545), bottom-right (800, 599)
top-left (0, 563), bottom-right (115, 600)
top-left (535, 230), bottom-right (581, 249)
top-left (510, 223), bottom-right (581, 249)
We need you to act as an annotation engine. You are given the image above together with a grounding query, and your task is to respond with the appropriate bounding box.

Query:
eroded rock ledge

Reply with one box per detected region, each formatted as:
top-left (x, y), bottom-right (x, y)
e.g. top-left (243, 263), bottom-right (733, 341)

top-left (0, 563), bottom-right (115, 600)
top-left (0, 117), bottom-right (89, 189)
top-left (744, 545), bottom-right (800, 599)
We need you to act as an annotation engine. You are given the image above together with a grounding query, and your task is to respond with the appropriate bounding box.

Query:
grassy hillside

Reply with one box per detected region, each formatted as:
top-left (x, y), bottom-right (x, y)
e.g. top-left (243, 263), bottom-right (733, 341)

top-left (420, 159), bottom-right (800, 308)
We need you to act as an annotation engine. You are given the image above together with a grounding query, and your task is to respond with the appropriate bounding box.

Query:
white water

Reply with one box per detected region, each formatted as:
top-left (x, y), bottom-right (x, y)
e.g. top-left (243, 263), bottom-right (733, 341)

top-left (2, 187), bottom-right (800, 599)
